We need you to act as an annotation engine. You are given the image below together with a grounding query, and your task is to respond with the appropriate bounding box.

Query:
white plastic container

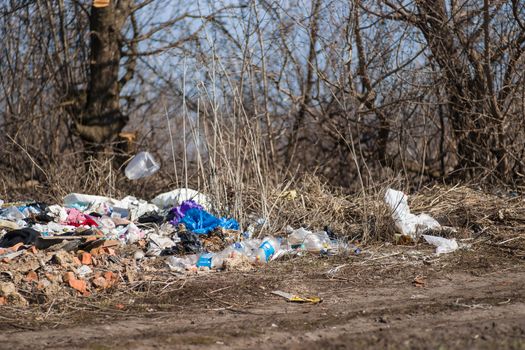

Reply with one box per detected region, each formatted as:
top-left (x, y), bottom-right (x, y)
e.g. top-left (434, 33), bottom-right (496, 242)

top-left (125, 151), bottom-right (160, 180)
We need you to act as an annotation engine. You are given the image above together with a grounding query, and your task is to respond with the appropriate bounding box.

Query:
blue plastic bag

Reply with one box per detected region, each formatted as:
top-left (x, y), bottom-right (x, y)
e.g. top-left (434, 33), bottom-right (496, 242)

top-left (180, 208), bottom-right (239, 235)
top-left (169, 200), bottom-right (204, 226)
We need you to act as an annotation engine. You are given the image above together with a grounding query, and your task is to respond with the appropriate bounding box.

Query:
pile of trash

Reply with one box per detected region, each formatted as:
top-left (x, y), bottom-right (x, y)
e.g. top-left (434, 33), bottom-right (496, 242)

top-left (0, 185), bottom-right (462, 305)
top-left (0, 188), bottom-right (356, 304)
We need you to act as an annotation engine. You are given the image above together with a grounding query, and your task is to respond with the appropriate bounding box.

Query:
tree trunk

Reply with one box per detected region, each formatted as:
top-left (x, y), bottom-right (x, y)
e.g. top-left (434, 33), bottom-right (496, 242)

top-left (76, 2), bottom-right (128, 157)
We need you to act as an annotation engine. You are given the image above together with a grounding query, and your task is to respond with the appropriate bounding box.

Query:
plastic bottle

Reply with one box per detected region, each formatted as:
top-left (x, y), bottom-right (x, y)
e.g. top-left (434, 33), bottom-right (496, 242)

top-left (125, 151), bottom-right (160, 180)
top-left (243, 225), bottom-right (255, 239)
top-left (167, 254), bottom-right (199, 272)
top-left (196, 251), bottom-right (229, 269)
top-left (243, 239), bottom-right (261, 252)
top-left (233, 239), bottom-right (260, 263)
top-left (287, 227), bottom-right (311, 249)
top-left (256, 237), bottom-right (280, 263)
top-left (327, 239), bottom-right (361, 255)
top-left (231, 242), bottom-right (247, 256)
top-left (303, 231), bottom-right (331, 253)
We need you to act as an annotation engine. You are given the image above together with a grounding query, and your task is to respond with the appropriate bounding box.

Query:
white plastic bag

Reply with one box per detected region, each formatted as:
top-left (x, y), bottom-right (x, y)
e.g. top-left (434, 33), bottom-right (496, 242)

top-left (63, 193), bottom-right (116, 210)
top-left (117, 196), bottom-right (159, 221)
top-left (423, 234), bottom-right (458, 254)
top-left (47, 205), bottom-right (68, 222)
top-left (384, 188), bottom-right (441, 238)
top-left (125, 151), bottom-right (160, 180)
top-left (151, 188), bottom-right (210, 209)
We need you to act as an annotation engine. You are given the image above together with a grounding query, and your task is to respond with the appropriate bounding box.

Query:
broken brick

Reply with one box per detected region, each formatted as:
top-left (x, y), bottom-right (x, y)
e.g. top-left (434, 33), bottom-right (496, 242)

top-left (10, 242), bottom-right (24, 252)
top-left (25, 271), bottom-right (38, 283)
top-left (92, 276), bottom-right (108, 289)
top-left (103, 271), bottom-right (118, 287)
top-left (80, 252), bottom-right (92, 265)
top-left (68, 276), bottom-right (88, 295)
top-left (63, 271), bottom-right (75, 283)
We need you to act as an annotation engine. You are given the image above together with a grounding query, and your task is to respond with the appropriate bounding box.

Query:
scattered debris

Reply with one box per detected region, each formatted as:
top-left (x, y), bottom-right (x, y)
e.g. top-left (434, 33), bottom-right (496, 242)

top-left (63, 271), bottom-right (90, 296)
top-left (385, 188), bottom-right (460, 256)
top-left (423, 234), bottom-right (459, 254)
top-left (271, 290), bottom-right (322, 304)
top-left (0, 281), bottom-right (28, 306)
top-left (412, 275), bottom-right (427, 288)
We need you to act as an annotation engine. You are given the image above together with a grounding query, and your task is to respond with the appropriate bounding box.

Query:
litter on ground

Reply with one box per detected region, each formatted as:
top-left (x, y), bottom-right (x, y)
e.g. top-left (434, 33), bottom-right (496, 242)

top-left (0, 188), bottom-right (362, 304)
top-left (0, 186), bottom-right (470, 305)
top-left (384, 188), bottom-right (458, 254)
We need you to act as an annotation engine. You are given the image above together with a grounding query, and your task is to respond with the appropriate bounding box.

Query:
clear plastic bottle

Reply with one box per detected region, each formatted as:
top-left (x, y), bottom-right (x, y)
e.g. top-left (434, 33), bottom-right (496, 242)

top-left (303, 231), bottom-right (331, 253)
top-left (244, 239), bottom-right (261, 252)
top-left (243, 225), bottom-right (255, 240)
top-left (256, 236), bottom-right (281, 263)
top-left (167, 254), bottom-right (199, 272)
top-left (325, 239), bottom-right (360, 255)
top-left (287, 227), bottom-right (311, 249)
top-left (230, 242), bottom-right (247, 256)
top-left (233, 239), bottom-right (260, 263)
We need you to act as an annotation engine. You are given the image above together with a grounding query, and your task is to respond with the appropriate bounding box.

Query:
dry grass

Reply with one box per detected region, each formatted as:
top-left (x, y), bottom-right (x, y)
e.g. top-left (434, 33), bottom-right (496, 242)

top-left (245, 180), bottom-right (525, 249)
top-left (3, 157), bottom-right (525, 249)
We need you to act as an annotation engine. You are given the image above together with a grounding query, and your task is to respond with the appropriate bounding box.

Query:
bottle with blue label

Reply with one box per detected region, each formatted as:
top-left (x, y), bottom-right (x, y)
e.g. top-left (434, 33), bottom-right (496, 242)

top-left (196, 253), bottom-right (214, 268)
top-left (232, 240), bottom-right (259, 258)
top-left (256, 237), bottom-right (280, 263)
top-left (196, 252), bottom-right (226, 269)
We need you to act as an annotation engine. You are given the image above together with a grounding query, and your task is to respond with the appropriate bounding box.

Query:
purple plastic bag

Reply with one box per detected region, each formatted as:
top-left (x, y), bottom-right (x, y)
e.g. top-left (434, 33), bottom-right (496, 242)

top-left (169, 200), bottom-right (204, 226)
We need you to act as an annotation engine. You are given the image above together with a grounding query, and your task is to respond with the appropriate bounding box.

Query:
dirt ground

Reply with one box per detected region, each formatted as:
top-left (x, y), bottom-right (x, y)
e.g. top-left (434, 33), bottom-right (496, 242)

top-left (0, 242), bottom-right (524, 350)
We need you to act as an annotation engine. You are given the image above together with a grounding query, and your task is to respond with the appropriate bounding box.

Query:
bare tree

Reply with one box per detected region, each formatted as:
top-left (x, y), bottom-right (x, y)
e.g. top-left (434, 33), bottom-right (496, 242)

top-left (1, 0), bottom-right (525, 194)
top-left (365, 0), bottom-right (525, 180)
